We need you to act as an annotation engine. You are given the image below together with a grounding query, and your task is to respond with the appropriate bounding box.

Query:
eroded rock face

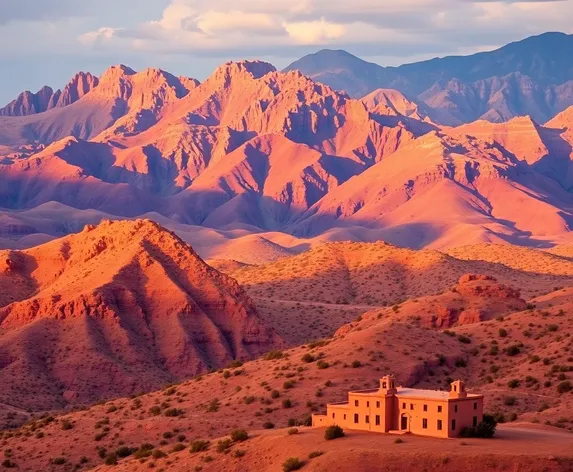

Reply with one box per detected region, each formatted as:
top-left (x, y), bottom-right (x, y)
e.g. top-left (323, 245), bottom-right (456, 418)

top-left (456, 274), bottom-right (522, 300)
top-left (0, 219), bottom-right (282, 410)
top-left (0, 73), bottom-right (100, 116)
top-left (458, 273), bottom-right (496, 284)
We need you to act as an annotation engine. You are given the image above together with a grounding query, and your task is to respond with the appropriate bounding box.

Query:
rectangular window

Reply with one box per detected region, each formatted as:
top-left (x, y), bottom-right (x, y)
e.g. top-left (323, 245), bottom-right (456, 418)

top-left (422, 418), bottom-right (428, 429)
top-left (355, 400), bottom-right (359, 407)
top-left (344, 414), bottom-right (346, 420)
top-left (354, 414), bottom-right (359, 424)
top-left (410, 403), bottom-right (414, 410)
top-left (423, 404), bottom-right (428, 412)
top-left (402, 402), bottom-right (406, 409)
top-left (437, 420), bottom-right (442, 431)
top-left (376, 401), bottom-right (380, 408)
top-left (375, 415), bottom-right (380, 426)
top-left (367, 401), bottom-right (370, 407)
top-left (438, 405), bottom-right (442, 413)
top-left (474, 402), bottom-right (478, 410)
top-left (451, 419), bottom-right (456, 431)
top-left (455, 405), bottom-right (458, 413)
top-left (332, 413), bottom-right (335, 418)
top-left (473, 416), bottom-right (478, 427)
top-left (365, 415), bottom-right (370, 424)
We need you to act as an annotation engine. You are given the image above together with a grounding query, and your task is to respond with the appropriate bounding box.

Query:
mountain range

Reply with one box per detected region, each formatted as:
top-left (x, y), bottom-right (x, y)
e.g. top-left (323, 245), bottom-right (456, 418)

top-left (1, 34), bottom-right (573, 257)
top-left (285, 32), bottom-right (573, 125)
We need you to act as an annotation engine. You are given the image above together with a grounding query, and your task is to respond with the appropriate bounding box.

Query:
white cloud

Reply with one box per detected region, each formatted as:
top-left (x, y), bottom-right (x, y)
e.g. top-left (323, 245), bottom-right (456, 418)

top-left (197, 11), bottom-right (280, 35)
top-left (79, 27), bottom-right (121, 45)
top-left (283, 18), bottom-right (346, 44)
top-left (75, 0), bottom-right (573, 57)
top-left (1, 0), bottom-right (573, 104)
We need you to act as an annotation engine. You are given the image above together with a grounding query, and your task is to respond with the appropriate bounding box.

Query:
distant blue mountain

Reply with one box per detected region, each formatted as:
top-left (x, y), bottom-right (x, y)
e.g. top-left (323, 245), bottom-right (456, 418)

top-left (284, 33), bottom-right (573, 125)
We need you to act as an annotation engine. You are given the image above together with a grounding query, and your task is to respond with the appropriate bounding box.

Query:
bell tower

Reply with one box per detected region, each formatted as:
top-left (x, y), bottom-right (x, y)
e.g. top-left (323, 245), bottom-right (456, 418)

top-left (449, 380), bottom-right (468, 398)
top-left (379, 375), bottom-right (397, 395)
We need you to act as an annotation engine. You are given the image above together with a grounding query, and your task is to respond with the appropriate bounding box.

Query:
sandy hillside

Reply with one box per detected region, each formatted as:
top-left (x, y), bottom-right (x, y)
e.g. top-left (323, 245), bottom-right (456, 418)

top-left (92, 424), bottom-right (573, 472)
top-left (1, 272), bottom-right (572, 471)
top-left (226, 241), bottom-right (573, 307)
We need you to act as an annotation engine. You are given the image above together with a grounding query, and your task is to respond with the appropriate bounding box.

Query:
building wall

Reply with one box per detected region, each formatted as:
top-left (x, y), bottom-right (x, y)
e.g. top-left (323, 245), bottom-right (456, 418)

top-left (313, 389), bottom-right (484, 439)
top-left (447, 397), bottom-right (483, 437)
top-left (327, 403), bottom-right (352, 428)
top-left (394, 396), bottom-right (450, 439)
top-left (346, 392), bottom-right (391, 432)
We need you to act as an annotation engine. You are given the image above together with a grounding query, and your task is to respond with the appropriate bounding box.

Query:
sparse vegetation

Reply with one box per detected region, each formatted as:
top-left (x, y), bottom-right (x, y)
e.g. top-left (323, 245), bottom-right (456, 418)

top-left (324, 425), bottom-right (344, 440)
top-left (282, 457), bottom-right (303, 472)
top-left (190, 440), bottom-right (210, 453)
top-left (460, 414), bottom-right (497, 438)
top-left (231, 429), bottom-right (249, 442)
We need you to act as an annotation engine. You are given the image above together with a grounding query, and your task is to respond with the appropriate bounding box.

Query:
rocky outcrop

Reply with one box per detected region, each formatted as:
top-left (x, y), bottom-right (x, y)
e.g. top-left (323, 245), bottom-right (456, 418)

top-left (0, 72), bottom-right (100, 116)
top-left (0, 220), bottom-right (282, 409)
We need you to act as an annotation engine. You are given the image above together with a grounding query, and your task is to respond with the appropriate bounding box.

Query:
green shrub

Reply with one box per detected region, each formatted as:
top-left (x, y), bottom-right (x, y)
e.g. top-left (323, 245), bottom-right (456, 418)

top-left (264, 350), bottom-right (284, 360)
top-left (282, 399), bottom-right (292, 408)
top-left (216, 439), bottom-right (232, 453)
top-left (60, 420), bottom-right (73, 430)
top-left (557, 381), bottom-right (572, 394)
top-left (503, 396), bottom-right (517, 406)
top-left (116, 446), bottom-right (135, 458)
top-left (244, 396), bottom-right (255, 405)
top-left (351, 360), bottom-right (361, 368)
top-left (231, 429), bottom-right (249, 442)
top-left (459, 414), bottom-right (497, 438)
top-left (457, 335), bottom-right (471, 344)
top-left (506, 345), bottom-right (521, 356)
top-left (133, 444), bottom-right (155, 459)
top-left (104, 453), bottom-right (117, 466)
top-left (317, 360), bottom-right (329, 369)
top-left (282, 457), bottom-right (303, 472)
top-left (287, 428), bottom-right (299, 435)
top-left (190, 440), bottom-right (210, 453)
top-left (263, 422), bottom-right (275, 429)
top-left (171, 443), bottom-right (186, 452)
top-left (52, 457), bottom-right (67, 465)
top-left (151, 449), bottom-right (166, 460)
top-left (507, 379), bottom-right (520, 389)
top-left (232, 449), bottom-right (246, 458)
top-left (308, 451), bottom-right (324, 458)
top-left (498, 328), bottom-right (508, 338)
top-left (324, 425), bottom-right (344, 440)
top-left (301, 353), bottom-right (315, 363)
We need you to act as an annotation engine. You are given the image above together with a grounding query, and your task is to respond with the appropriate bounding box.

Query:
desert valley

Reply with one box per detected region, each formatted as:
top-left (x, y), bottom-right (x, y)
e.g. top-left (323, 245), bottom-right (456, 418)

top-left (1, 22), bottom-right (573, 472)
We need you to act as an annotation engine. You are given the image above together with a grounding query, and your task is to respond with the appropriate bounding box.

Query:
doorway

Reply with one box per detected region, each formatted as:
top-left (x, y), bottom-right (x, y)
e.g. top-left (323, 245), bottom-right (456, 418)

top-left (401, 414), bottom-right (409, 431)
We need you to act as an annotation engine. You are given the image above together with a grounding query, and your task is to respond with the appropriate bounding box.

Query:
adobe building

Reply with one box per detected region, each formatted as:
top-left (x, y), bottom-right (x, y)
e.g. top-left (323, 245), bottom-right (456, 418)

top-left (312, 375), bottom-right (483, 438)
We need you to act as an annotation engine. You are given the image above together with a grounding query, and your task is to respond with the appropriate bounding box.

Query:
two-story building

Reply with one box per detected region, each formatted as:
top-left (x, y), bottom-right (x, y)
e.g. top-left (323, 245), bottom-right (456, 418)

top-left (312, 375), bottom-right (483, 438)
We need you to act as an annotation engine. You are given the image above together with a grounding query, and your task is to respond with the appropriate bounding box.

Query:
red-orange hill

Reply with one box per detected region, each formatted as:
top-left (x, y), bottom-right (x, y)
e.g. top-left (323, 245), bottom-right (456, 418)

top-left (0, 219), bottom-right (281, 411)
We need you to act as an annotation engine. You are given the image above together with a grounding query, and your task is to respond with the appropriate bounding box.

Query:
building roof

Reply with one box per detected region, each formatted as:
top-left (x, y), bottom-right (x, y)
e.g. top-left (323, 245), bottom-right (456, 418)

top-left (396, 387), bottom-right (482, 400)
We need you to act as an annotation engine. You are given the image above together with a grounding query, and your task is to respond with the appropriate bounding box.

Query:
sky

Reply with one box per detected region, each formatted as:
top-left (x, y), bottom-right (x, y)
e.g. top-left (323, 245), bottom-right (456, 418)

top-left (1, 0), bottom-right (572, 104)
